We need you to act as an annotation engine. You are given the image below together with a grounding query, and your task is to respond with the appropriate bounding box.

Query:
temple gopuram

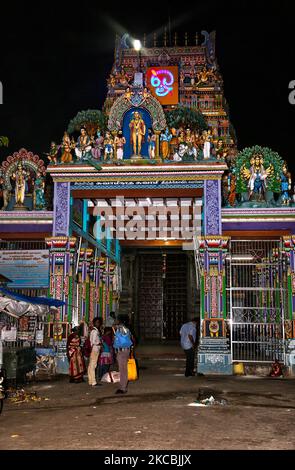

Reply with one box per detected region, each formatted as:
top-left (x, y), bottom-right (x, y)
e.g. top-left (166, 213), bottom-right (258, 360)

top-left (1, 31), bottom-right (295, 377)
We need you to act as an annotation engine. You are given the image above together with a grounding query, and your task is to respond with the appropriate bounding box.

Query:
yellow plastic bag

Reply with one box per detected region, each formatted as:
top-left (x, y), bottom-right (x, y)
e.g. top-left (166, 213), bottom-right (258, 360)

top-left (128, 356), bottom-right (138, 381)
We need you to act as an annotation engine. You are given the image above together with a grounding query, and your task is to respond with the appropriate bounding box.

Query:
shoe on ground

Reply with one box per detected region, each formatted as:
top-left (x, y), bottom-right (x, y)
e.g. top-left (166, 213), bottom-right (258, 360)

top-left (91, 383), bottom-right (102, 387)
top-left (115, 389), bottom-right (127, 394)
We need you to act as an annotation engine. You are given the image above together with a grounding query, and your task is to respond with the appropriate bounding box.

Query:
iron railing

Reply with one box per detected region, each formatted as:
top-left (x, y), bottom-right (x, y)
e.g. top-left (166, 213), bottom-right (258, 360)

top-left (227, 240), bottom-right (287, 363)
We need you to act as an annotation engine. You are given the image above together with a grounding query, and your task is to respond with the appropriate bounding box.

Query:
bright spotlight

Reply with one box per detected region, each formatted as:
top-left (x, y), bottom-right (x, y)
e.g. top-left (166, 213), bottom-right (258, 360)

top-left (133, 39), bottom-right (142, 51)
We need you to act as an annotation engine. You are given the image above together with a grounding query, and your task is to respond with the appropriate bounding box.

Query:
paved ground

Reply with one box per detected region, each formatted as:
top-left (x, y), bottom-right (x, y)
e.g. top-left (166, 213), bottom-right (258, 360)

top-left (1, 358), bottom-right (295, 450)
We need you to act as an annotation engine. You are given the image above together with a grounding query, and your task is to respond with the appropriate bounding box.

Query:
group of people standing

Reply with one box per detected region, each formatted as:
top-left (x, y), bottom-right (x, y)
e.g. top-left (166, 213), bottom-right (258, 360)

top-left (66, 312), bottom-right (134, 395)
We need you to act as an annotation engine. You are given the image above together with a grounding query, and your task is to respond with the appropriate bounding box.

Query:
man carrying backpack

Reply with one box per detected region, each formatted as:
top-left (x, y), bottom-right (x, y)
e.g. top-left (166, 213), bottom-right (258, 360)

top-left (113, 315), bottom-right (133, 395)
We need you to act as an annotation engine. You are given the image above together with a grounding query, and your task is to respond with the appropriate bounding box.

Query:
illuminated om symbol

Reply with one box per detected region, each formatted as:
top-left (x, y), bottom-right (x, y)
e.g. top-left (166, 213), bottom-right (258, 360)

top-left (150, 69), bottom-right (174, 97)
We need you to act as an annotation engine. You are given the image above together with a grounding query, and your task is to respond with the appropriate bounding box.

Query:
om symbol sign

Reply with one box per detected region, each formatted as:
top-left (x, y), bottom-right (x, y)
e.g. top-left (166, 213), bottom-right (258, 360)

top-left (150, 69), bottom-right (174, 97)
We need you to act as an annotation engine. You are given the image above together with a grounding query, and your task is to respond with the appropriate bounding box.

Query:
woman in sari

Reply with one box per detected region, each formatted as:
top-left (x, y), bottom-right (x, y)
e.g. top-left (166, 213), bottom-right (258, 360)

top-left (67, 327), bottom-right (86, 383)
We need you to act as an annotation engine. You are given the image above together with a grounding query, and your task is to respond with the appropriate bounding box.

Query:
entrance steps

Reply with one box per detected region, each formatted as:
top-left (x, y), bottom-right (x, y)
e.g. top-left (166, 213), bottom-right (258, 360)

top-left (135, 341), bottom-right (185, 360)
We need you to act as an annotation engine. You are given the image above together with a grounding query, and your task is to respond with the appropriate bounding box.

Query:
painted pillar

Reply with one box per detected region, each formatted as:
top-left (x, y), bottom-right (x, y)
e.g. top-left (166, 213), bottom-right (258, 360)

top-left (282, 236), bottom-right (295, 373)
top-left (77, 248), bottom-right (93, 323)
top-left (45, 237), bottom-right (77, 323)
top-left (53, 182), bottom-right (71, 237)
top-left (197, 176), bottom-right (232, 374)
top-left (203, 179), bottom-right (222, 236)
top-left (99, 257), bottom-right (107, 321)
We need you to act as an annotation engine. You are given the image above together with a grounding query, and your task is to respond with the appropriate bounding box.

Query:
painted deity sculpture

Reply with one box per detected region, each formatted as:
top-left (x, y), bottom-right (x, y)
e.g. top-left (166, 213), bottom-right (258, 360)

top-left (160, 127), bottom-right (172, 159)
top-left (46, 141), bottom-right (59, 164)
top-left (0, 177), bottom-right (11, 210)
top-left (215, 139), bottom-right (227, 160)
top-left (201, 130), bottom-right (215, 160)
top-left (104, 131), bottom-right (114, 160)
top-left (241, 154), bottom-right (273, 201)
top-left (91, 129), bottom-right (104, 160)
top-left (173, 143), bottom-right (188, 161)
top-left (75, 127), bottom-right (92, 161)
top-left (33, 172), bottom-right (46, 210)
top-left (12, 162), bottom-right (29, 206)
top-left (280, 164), bottom-right (292, 205)
top-left (129, 111), bottom-right (146, 156)
top-left (147, 129), bottom-right (156, 159)
top-left (114, 130), bottom-right (126, 160)
top-left (61, 132), bottom-right (73, 163)
top-left (185, 128), bottom-right (197, 159)
top-left (196, 66), bottom-right (214, 87)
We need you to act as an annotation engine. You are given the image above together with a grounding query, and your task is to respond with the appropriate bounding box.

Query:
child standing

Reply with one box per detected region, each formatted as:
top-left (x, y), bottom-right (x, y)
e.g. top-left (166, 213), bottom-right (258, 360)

top-left (97, 327), bottom-right (114, 381)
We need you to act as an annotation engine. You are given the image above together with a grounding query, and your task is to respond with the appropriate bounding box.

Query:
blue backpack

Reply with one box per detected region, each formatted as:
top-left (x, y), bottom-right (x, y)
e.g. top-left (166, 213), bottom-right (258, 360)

top-left (113, 327), bottom-right (133, 349)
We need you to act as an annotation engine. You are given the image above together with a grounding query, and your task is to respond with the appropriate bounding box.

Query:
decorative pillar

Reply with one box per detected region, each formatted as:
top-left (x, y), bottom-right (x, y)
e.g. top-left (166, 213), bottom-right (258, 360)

top-left (77, 248), bottom-right (93, 323)
top-left (203, 179), bottom-right (222, 235)
top-left (53, 182), bottom-right (71, 237)
top-left (46, 237), bottom-right (77, 323)
top-left (99, 257), bottom-right (107, 321)
top-left (282, 237), bottom-right (295, 373)
top-left (197, 236), bottom-right (231, 374)
top-left (282, 237), bottom-right (295, 322)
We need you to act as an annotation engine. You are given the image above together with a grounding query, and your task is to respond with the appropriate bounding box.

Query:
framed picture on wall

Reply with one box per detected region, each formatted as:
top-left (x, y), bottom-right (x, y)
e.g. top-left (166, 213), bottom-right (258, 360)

top-left (48, 322), bottom-right (69, 340)
top-left (202, 318), bottom-right (225, 338)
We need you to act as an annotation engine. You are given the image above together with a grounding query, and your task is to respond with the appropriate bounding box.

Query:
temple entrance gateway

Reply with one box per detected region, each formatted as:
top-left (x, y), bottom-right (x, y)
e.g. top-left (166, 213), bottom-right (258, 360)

top-left (137, 251), bottom-right (189, 340)
top-left (226, 240), bottom-right (287, 363)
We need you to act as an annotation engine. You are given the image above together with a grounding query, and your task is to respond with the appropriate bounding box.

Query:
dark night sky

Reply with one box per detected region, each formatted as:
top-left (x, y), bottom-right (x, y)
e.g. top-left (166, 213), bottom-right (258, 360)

top-left (0, 1), bottom-right (294, 170)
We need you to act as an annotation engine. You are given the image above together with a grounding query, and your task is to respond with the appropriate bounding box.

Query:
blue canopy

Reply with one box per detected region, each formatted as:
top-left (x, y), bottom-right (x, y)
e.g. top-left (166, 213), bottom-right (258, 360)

top-left (0, 287), bottom-right (65, 307)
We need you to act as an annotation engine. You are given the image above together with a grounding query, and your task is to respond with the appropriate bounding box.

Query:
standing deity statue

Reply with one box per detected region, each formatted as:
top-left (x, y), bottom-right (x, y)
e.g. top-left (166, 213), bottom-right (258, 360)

top-left (12, 162), bottom-right (29, 206)
top-left (33, 172), bottom-right (46, 210)
top-left (129, 111), bottom-right (146, 156)
top-left (148, 129), bottom-right (157, 159)
top-left (280, 163), bottom-right (292, 205)
top-left (114, 130), bottom-right (126, 160)
top-left (201, 130), bottom-right (215, 160)
top-left (185, 128), bottom-right (197, 159)
top-left (103, 131), bottom-right (114, 160)
top-left (75, 127), bottom-right (92, 161)
top-left (61, 132), bottom-right (73, 163)
top-left (91, 129), bottom-right (104, 160)
top-left (160, 127), bottom-right (172, 159)
top-left (0, 177), bottom-right (11, 210)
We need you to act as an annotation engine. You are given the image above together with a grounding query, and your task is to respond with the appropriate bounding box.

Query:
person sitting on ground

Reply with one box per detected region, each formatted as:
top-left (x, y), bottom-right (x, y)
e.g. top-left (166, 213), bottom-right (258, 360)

top-left (270, 359), bottom-right (283, 377)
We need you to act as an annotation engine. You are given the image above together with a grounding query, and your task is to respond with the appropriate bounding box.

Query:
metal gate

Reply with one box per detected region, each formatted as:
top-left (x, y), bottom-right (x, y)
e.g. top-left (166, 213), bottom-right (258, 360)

top-left (226, 240), bottom-right (287, 363)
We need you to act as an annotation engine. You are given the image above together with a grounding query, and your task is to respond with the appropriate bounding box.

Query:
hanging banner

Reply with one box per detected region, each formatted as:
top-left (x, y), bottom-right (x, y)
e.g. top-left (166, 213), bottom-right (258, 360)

top-left (0, 250), bottom-right (50, 288)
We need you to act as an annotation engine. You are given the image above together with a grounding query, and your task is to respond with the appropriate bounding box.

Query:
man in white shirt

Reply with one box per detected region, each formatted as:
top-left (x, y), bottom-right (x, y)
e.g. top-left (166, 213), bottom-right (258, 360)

top-left (180, 318), bottom-right (198, 377)
top-left (87, 317), bottom-right (102, 386)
